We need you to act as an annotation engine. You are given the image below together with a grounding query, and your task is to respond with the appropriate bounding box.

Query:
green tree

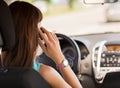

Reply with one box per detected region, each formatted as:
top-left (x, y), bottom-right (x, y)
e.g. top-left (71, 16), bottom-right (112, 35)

top-left (20, 0), bottom-right (35, 3)
top-left (68, 0), bottom-right (75, 9)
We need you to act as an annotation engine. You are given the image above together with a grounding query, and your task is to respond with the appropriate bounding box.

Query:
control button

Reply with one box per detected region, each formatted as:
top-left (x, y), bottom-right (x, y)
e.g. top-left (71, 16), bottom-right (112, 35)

top-left (96, 73), bottom-right (103, 82)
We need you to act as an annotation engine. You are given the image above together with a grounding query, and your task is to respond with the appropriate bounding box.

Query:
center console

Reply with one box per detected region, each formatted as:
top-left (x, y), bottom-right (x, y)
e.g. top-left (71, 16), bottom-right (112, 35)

top-left (92, 41), bottom-right (120, 83)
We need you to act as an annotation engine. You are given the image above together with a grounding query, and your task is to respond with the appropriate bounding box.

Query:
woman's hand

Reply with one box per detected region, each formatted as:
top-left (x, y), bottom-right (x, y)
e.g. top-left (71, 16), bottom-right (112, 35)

top-left (38, 27), bottom-right (65, 64)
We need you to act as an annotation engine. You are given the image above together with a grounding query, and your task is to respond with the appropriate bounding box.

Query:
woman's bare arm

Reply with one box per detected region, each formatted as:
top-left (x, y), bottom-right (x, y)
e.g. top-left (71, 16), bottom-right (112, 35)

top-left (39, 64), bottom-right (72, 88)
top-left (38, 27), bottom-right (82, 88)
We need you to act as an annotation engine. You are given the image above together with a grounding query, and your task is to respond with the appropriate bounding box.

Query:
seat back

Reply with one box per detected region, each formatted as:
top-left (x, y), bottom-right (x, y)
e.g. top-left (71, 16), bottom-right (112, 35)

top-left (0, 67), bottom-right (50, 88)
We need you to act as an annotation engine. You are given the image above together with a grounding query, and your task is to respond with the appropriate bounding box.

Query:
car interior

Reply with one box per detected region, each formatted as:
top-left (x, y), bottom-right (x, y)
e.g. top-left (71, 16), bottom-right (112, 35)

top-left (1, 0), bottom-right (120, 88)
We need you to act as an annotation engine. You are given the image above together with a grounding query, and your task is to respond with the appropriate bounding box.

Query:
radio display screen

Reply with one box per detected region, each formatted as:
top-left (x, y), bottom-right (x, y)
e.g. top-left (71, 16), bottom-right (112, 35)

top-left (100, 51), bottom-right (120, 67)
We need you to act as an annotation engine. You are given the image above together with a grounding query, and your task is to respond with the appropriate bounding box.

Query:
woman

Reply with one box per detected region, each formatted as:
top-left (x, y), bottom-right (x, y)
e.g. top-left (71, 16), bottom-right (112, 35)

top-left (3, 1), bottom-right (82, 88)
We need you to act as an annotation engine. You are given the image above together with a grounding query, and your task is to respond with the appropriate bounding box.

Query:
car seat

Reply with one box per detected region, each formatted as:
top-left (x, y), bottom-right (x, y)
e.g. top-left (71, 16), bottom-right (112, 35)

top-left (0, 0), bottom-right (50, 88)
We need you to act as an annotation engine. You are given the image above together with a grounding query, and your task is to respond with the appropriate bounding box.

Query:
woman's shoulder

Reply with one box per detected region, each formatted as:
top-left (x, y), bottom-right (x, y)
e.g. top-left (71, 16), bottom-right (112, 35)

top-left (32, 60), bottom-right (56, 73)
top-left (39, 64), bottom-right (60, 78)
top-left (32, 60), bottom-right (43, 72)
top-left (32, 60), bottom-right (60, 78)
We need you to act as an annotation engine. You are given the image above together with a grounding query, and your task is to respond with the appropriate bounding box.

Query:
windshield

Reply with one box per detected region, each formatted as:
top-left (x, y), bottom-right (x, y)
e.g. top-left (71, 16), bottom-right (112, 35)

top-left (15, 0), bottom-right (120, 36)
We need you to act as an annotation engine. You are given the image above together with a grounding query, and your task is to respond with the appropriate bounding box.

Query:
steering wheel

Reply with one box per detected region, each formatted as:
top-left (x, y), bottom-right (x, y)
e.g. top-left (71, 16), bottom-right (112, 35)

top-left (37, 33), bottom-right (81, 74)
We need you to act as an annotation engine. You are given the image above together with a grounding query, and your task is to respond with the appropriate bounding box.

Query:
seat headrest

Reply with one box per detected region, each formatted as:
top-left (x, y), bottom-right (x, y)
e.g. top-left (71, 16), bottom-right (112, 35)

top-left (0, 33), bottom-right (3, 47)
top-left (0, 0), bottom-right (15, 51)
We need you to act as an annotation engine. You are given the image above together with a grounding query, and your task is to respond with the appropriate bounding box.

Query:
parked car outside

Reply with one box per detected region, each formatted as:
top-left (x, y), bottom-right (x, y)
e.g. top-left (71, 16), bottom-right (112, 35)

top-left (104, 1), bottom-right (120, 22)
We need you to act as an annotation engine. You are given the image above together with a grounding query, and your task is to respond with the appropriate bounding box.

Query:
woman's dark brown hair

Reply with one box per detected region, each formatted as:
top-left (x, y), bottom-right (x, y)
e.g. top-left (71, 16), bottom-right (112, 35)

top-left (3, 1), bottom-right (43, 67)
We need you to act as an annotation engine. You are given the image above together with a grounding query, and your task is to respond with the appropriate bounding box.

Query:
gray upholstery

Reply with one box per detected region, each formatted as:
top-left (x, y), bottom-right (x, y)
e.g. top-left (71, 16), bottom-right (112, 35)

top-left (0, 33), bottom-right (3, 47)
top-left (0, 67), bottom-right (51, 88)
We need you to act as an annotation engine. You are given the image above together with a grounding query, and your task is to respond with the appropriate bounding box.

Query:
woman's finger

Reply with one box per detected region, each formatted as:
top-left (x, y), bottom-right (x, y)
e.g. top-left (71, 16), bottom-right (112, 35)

top-left (38, 27), bottom-right (48, 44)
top-left (52, 32), bottom-right (59, 41)
top-left (40, 27), bottom-right (55, 41)
top-left (38, 38), bottom-right (46, 53)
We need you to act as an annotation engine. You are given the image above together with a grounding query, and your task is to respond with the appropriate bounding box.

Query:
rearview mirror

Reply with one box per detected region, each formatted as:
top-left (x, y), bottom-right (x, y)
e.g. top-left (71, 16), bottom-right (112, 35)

top-left (84, 0), bottom-right (118, 4)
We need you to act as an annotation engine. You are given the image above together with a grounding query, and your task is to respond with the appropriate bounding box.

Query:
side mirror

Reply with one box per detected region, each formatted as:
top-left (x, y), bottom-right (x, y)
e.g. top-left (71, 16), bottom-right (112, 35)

top-left (84, 0), bottom-right (118, 4)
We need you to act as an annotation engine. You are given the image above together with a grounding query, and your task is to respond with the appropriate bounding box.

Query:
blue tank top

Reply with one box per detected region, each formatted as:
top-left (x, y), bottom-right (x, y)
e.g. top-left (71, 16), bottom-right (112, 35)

top-left (32, 60), bottom-right (42, 72)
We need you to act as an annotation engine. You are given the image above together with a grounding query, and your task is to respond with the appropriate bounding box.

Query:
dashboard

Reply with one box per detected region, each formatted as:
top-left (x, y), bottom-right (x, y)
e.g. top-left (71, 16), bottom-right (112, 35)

top-left (70, 33), bottom-right (120, 88)
top-left (71, 33), bottom-right (120, 74)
